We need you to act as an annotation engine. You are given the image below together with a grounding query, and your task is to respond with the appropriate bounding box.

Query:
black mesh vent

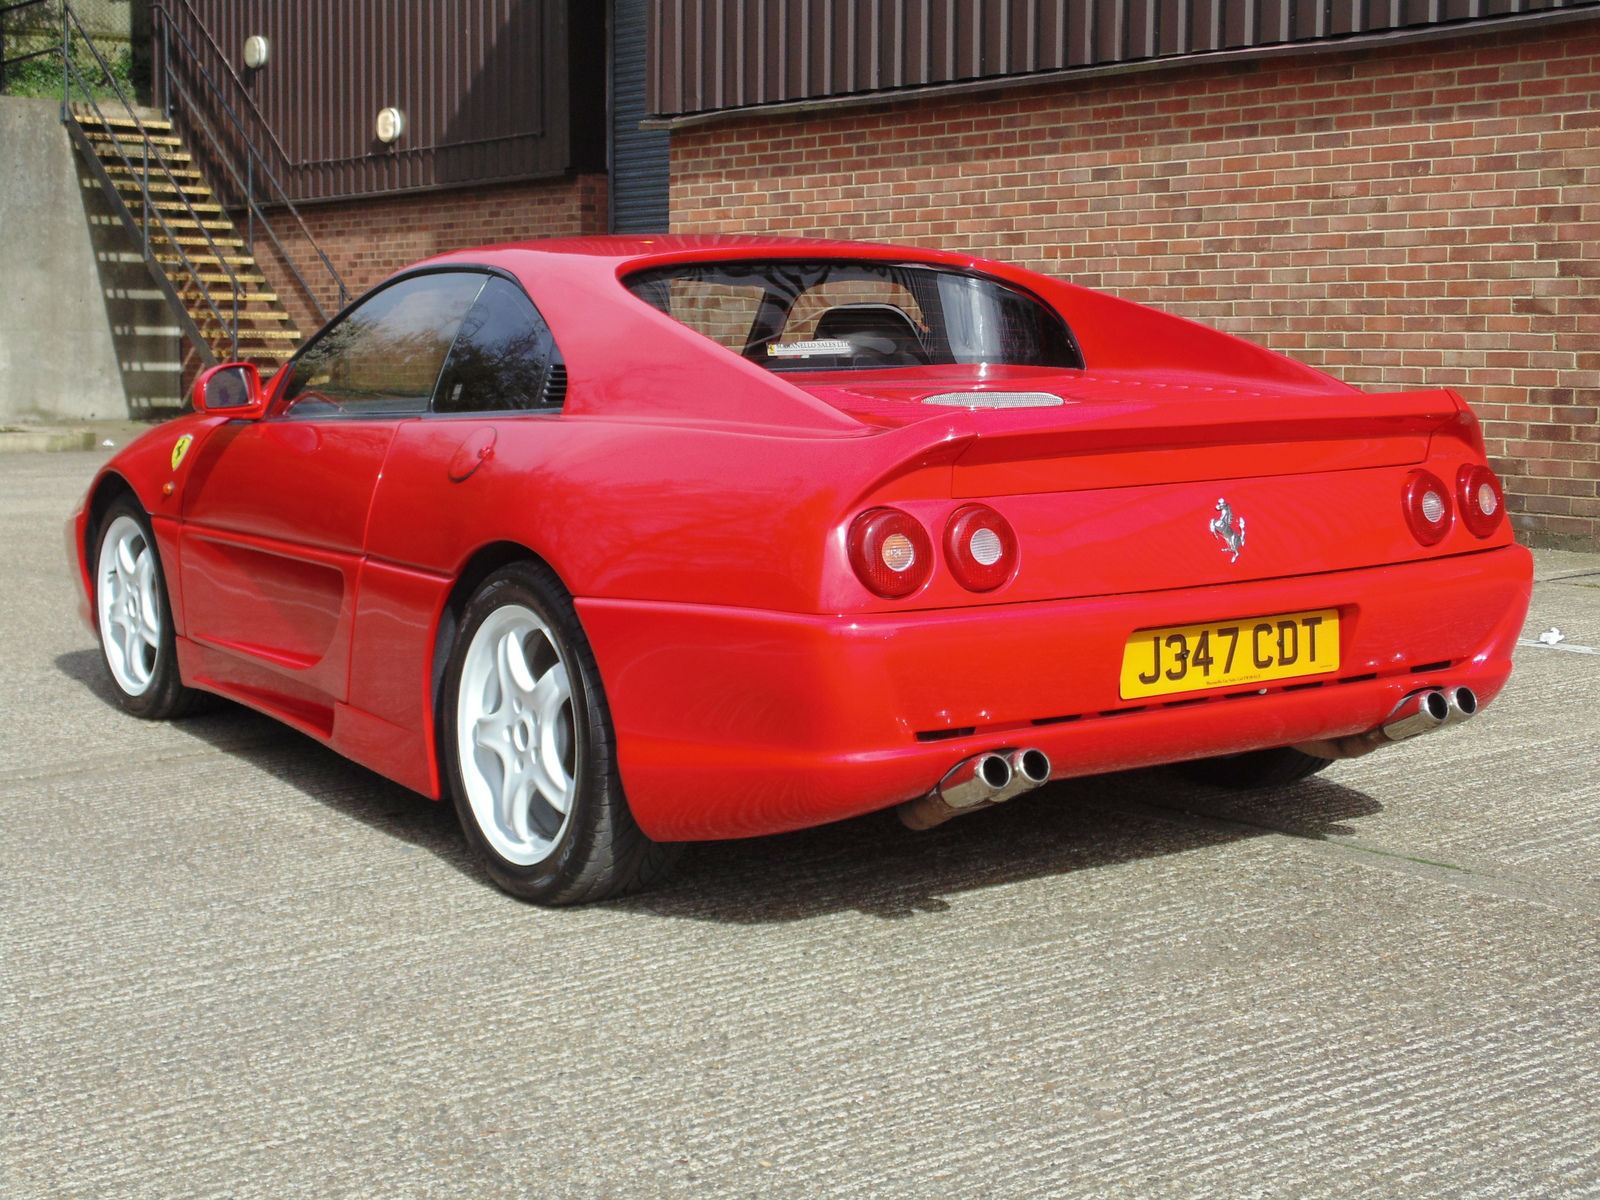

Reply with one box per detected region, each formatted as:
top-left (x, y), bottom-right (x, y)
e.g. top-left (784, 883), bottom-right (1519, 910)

top-left (540, 362), bottom-right (568, 408)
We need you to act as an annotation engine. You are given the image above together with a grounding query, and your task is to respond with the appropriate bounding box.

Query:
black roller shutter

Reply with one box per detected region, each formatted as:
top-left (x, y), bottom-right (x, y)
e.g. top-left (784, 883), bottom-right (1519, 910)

top-left (609, 0), bottom-right (670, 232)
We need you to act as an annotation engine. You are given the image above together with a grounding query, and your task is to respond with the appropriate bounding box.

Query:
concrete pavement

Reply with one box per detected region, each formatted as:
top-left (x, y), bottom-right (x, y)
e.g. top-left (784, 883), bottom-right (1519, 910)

top-left (3, 448), bottom-right (1597, 1199)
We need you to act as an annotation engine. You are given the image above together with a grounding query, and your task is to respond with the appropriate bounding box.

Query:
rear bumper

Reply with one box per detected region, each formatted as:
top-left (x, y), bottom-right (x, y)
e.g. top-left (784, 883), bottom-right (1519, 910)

top-left (578, 545), bottom-right (1532, 841)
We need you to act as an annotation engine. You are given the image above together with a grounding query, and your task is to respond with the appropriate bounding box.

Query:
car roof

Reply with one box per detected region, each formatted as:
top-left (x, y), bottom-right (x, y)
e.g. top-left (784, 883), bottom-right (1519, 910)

top-left (410, 234), bottom-right (996, 278)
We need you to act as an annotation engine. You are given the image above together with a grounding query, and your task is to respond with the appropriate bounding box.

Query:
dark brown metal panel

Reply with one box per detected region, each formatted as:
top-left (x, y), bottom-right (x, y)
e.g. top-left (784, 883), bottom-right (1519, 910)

top-left (173, 0), bottom-right (575, 202)
top-left (1126, 0), bottom-right (1158, 59)
top-left (649, 0), bottom-right (1600, 118)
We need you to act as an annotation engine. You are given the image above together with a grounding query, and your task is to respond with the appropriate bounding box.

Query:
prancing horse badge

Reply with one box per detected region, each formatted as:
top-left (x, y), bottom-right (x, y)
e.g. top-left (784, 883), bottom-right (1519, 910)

top-left (1210, 498), bottom-right (1245, 563)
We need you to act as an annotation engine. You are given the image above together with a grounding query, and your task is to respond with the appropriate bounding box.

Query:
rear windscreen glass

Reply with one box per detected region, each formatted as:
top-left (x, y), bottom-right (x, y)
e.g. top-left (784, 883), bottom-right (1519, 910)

top-left (624, 260), bottom-right (1082, 372)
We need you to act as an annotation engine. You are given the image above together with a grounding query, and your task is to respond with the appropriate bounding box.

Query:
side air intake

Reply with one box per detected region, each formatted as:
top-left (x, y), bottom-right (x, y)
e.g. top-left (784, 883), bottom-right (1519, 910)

top-left (540, 362), bottom-right (568, 408)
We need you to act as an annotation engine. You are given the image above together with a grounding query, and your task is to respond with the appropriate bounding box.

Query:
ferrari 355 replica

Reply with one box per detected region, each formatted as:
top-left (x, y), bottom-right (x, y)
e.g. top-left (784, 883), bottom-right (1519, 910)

top-left (68, 236), bottom-right (1532, 903)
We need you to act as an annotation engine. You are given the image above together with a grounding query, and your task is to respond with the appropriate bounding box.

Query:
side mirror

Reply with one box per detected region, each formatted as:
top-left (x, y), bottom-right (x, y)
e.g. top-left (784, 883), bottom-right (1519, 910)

top-left (192, 362), bottom-right (266, 419)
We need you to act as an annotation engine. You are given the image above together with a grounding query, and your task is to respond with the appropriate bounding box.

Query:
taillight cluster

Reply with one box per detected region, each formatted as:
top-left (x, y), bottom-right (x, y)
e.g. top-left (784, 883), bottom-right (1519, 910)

top-left (1403, 464), bottom-right (1506, 545)
top-left (1457, 464), bottom-right (1504, 539)
top-left (848, 504), bottom-right (1017, 598)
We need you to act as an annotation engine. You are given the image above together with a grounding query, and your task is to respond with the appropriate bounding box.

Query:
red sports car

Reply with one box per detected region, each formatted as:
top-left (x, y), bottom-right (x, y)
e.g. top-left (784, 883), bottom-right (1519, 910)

top-left (67, 236), bottom-right (1532, 903)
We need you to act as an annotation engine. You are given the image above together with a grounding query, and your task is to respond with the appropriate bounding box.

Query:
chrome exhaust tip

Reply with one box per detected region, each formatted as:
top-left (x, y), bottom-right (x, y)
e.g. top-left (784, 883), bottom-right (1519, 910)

top-left (1441, 685), bottom-right (1478, 728)
top-left (898, 751), bottom-right (1012, 830)
top-left (1380, 688), bottom-right (1451, 743)
top-left (1011, 747), bottom-right (1052, 787)
top-left (897, 747), bottom-right (1054, 831)
top-left (1295, 688), bottom-right (1449, 760)
top-left (987, 747), bottom-right (1053, 804)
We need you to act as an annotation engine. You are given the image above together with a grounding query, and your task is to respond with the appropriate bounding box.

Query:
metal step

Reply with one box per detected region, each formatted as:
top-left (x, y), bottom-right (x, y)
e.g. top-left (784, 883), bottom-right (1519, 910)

top-left (106, 186), bottom-right (219, 210)
top-left (179, 271), bottom-right (269, 286)
top-left (85, 130), bottom-right (186, 148)
top-left (203, 326), bottom-right (300, 340)
top-left (105, 163), bottom-right (206, 182)
top-left (191, 307), bottom-right (295, 326)
top-left (156, 252), bottom-right (258, 267)
top-left (140, 216), bottom-right (236, 232)
top-left (71, 108), bottom-right (172, 132)
top-left (92, 146), bottom-right (195, 165)
top-left (151, 233), bottom-right (248, 249)
top-left (181, 290), bottom-right (280, 304)
top-left (107, 187), bottom-right (226, 214)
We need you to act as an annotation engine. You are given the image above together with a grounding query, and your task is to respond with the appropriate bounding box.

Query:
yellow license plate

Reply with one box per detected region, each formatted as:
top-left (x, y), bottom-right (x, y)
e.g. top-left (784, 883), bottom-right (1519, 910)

top-left (1119, 608), bottom-right (1340, 700)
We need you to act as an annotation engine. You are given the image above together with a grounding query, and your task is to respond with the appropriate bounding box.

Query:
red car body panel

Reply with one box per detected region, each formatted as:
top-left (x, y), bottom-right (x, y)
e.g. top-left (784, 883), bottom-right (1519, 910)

top-left (66, 235), bottom-right (1533, 841)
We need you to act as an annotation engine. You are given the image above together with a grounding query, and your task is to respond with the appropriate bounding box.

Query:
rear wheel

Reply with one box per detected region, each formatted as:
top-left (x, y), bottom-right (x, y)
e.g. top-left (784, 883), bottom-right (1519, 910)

top-left (442, 561), bottom-right (678, 904)
top-left (93, 499), bottom-right (200, 719)
top-left (1174, 746), bottom-right (1332, 790)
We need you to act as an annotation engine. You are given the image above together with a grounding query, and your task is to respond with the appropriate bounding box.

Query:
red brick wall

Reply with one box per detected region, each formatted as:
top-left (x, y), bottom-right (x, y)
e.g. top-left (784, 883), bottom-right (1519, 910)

top-left (670, 22), bottom-right (1600, 549)
top-left (250, 173), bottom-right (608, 348)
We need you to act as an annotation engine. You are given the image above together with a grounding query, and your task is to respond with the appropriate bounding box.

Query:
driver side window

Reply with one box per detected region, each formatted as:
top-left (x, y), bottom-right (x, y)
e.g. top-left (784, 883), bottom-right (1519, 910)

top-left (279, 272), bottom-right (486, 418)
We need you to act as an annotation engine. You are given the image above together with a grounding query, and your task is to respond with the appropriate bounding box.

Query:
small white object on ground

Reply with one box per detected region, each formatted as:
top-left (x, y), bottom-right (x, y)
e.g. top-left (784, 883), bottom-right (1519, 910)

top-left (1537, 628), bottom-right (1566, 645)
top-left (100, 439), bottom-right (115, 448)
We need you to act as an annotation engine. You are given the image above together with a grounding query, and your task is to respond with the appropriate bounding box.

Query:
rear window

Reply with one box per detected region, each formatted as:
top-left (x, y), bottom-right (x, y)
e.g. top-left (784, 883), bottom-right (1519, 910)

top-left (624, 260), bottom-right (1082, 372)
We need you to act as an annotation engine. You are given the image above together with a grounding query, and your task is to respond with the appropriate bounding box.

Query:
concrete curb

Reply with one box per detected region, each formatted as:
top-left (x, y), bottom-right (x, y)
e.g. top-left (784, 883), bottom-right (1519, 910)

top-left (0, 419), bottom-right (165, 454)
top-left (0, 427), bottom-right (100, 453)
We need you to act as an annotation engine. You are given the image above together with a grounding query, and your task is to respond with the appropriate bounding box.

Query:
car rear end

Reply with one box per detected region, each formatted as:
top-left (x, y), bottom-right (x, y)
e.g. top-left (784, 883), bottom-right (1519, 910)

top-left (589, 247), bottom-right (1531, 841)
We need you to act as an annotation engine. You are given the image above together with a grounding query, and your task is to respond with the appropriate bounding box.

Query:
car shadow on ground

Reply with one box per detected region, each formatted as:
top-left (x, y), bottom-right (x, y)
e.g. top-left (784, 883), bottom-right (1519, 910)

top-left (57, 648), bottom-right (1384, 923)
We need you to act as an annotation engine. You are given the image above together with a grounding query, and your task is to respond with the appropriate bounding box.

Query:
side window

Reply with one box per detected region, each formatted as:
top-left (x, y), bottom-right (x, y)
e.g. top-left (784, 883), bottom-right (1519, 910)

top-left (279, 272), bottom-right (486, 417)
top-left (434, 277), bottom-right (563, 413)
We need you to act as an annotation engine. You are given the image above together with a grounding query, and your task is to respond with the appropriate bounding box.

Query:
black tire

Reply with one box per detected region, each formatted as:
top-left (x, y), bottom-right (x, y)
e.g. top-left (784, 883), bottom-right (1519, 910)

top-left (441, 560), bottom-right (679, 904)
top-left (1174, 746), bottom-right (1333, 790)
top-left (92, 497), bottom-right (202, 720)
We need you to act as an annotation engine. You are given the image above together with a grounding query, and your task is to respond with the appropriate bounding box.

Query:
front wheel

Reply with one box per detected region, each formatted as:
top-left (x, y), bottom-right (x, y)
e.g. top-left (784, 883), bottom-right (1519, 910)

top-left (93, 499), bottom-right (200, 719)
top-left (441, 561), bottom-right (678, 904)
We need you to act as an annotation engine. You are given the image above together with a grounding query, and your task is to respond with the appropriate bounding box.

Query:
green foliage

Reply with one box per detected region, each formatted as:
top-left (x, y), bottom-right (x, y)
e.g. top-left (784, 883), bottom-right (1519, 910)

top-left (2, 35), bottom-right (132, 101)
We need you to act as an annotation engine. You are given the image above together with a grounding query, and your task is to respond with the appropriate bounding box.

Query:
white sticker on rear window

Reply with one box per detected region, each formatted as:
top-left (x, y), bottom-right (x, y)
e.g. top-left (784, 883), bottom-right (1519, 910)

top-left (766, 339), bottom-right (855, 358)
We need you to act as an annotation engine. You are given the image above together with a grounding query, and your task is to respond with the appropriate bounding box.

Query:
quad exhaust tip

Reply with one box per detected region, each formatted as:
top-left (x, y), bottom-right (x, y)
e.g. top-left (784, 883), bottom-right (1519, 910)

top-left (1295, 685), bottom-right (1477, 761)
top-left (898, 747), bottom-right (1052, 831)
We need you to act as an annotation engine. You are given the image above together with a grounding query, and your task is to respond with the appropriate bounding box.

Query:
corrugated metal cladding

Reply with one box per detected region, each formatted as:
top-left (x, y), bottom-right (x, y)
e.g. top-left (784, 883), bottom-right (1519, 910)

top-left (648, 0), bottom-right (1600, 119)
top-left (611, 0), bottom-right (672, 230)
top-left (166, 0), bottom-right (573, 202)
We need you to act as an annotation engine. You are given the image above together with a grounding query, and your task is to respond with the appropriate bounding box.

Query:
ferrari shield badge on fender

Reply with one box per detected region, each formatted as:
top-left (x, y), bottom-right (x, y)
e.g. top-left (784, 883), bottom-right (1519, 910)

top-left (1211, 497), bottom-right (1246, 562)
top-left (170, 434), bottom-right (193, 471)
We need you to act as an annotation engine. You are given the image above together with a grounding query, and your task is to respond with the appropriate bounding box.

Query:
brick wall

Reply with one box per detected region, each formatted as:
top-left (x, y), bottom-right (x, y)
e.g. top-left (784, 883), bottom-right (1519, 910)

top-left (670, 22), bottom-right (1600, 549)
top-left (249, 173), bottom-right (608, 349)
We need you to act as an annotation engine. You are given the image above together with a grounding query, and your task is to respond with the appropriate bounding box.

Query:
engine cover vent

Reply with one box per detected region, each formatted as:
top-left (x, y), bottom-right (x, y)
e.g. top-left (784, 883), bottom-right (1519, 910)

top-left (922, 391), bottom-right (1066, 409)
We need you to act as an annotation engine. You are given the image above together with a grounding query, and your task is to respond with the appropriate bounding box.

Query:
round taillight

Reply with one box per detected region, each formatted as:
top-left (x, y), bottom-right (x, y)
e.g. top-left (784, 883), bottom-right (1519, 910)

top-left (1457, 464), bottom-right (1504, 538)
top-left (1402, 469), bottom-right (1453, 546)
top-left (848, 507), bottom-right (933, 598)
top-left (944, 504), bottom-right (1018, 592)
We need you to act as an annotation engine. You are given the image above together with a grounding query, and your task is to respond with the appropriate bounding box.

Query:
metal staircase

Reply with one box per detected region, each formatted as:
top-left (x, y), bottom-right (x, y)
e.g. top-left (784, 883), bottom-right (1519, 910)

top-left (72, 105), bottom-right (299, 369)
top-left (57, 1), bottom-right (345, 375)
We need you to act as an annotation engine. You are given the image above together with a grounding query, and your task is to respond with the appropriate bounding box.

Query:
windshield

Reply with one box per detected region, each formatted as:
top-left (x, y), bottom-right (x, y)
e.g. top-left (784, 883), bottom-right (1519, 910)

top-left (624, 260), bottom-right (1082, 373)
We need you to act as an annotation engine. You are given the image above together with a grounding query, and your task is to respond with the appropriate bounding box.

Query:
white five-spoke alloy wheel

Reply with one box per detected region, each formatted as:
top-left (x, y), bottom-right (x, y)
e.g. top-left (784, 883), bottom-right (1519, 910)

top-left (443, 561), bottom-right (679, 903)
top-left (454, 603), bottom-right (578, 866)
top-left (96, 513), bottom-right (162, 697)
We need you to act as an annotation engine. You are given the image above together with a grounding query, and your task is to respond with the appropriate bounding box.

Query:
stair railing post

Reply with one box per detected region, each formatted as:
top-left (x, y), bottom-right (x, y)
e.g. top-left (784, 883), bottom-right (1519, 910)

top-left (59, 2), bottom-right (68, 120)
top-left (141, 144), bottom-right (150, 256)
top-left (160, 14), bottom-right (170, 119)
top-left (246, 147), bottom-right (254, 255)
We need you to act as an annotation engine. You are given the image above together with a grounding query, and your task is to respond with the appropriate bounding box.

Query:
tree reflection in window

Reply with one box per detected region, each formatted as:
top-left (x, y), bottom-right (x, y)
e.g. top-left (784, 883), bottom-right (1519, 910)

top-left (435, 277), bottom-right (562, 413)
top-left (282, 273), bottom-right (486, 416)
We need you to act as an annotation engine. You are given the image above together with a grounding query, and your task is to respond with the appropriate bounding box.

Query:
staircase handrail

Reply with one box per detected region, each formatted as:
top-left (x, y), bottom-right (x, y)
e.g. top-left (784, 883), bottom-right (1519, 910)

top-left (161, 66), bottom-right (338, 326)
top-left (152, 0), bottom-right (291, 173)
top-left (152, 0), bottom-right (347, 315)
top-left (61, 3), bottom-right (242, 359)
